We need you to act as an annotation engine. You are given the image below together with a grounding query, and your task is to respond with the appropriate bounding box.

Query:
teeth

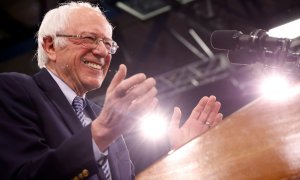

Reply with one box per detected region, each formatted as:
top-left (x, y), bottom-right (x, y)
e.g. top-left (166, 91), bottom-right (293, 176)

top-left (84, 61), bottom-right (101, 70)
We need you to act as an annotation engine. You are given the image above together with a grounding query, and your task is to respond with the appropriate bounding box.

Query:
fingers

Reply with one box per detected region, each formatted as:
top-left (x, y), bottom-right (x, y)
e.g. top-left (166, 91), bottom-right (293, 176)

top-left (128, 85), bottom-right (158, 118)
top-left (101, 67), bottom-right (158, 130)
top-left (124, 77), bottom-right (156, 103)
top-left (130, 86), bottom-right (157, 107)
top-left (211, 113), bottom-right (223, 127)
top-left (169, 107), bottom-right (182, 130)
top-left (189, 95), bottom-right (223, 130)
top-left (187, 96), bottom-right (209, 120)
top-left (202, 100), bottom-right (222, 130)
top-left (107, 64), bottom-right (127, 93)
top-left (167, 107), bottom-right (183, 150)
top-left (106, 63), bottom-right (157, 104)
top-left (198, 95), bottom-right (217, 122)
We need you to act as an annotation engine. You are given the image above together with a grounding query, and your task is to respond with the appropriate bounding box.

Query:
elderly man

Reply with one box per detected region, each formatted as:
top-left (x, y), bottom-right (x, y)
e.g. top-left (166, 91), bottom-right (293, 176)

top-left (0, 2), bottom-right (222, 180)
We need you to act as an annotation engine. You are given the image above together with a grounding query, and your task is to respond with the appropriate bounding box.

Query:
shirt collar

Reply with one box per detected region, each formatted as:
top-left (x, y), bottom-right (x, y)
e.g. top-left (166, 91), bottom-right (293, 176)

top-left (46, 69), bottom-right (86, 105)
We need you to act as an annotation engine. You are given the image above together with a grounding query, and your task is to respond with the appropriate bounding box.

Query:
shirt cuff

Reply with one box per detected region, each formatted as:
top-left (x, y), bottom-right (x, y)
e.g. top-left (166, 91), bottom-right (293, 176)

top-left (92, 138), bottom-right (108, 161)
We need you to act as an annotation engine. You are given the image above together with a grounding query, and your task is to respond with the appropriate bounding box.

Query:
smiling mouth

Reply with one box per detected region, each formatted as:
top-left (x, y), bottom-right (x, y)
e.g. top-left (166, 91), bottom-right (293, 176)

top-left (82, 59), bottom-right (102, 71)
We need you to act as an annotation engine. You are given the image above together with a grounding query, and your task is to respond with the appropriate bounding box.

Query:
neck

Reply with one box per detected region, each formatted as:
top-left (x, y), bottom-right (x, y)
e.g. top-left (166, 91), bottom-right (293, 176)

top-left (45, 66), bottom-right (87, 97)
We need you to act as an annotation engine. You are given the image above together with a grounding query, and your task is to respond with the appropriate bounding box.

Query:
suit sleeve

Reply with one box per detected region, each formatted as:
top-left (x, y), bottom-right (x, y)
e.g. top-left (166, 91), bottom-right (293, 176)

top-left (0, 73), bottom-right (99, 180)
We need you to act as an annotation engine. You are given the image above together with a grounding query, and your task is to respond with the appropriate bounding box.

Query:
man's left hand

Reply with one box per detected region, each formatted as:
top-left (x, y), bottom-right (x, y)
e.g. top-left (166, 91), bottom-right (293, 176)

top-left (167, 95), bottom-right (223, 150)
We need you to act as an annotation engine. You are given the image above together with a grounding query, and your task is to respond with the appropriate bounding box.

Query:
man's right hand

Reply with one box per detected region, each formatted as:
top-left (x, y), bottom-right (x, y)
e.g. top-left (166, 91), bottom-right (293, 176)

top-left (91, 64), bottom-right (158, 151)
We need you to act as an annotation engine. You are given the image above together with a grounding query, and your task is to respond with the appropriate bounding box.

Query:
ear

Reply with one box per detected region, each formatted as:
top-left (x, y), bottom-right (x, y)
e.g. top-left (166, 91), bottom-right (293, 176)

top-left (42, 36), bottom-right (57, 62)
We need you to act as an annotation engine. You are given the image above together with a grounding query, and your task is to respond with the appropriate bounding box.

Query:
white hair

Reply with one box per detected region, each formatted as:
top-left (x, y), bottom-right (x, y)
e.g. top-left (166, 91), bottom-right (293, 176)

top-left (36, 1), bottom-right (110, 68)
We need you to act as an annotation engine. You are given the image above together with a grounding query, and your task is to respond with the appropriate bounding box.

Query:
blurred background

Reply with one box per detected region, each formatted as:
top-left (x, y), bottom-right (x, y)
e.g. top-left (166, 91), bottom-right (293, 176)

top-left (1, 0), bottom-right (300, 173)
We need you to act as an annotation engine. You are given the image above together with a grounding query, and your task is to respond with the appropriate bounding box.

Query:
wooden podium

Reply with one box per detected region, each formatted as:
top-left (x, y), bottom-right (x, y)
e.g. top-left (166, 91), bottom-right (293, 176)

top-left (137, 89), bottom-right (300, 179)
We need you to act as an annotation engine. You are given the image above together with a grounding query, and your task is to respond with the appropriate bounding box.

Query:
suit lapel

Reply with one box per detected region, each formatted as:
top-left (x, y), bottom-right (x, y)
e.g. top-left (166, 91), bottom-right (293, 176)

top-left (108, 136), bottom-right (134, 180)
top-left (34, 69), bottom-right (133, 179)
top-left (33, 68), bottom-right (82, 134)
top-left (85, 99), bottom-right (100, 119)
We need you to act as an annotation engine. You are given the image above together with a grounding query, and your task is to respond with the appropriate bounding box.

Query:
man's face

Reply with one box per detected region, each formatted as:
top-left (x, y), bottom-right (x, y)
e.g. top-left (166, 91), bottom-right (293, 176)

top-left (48, 7), bottom-right (113, 95)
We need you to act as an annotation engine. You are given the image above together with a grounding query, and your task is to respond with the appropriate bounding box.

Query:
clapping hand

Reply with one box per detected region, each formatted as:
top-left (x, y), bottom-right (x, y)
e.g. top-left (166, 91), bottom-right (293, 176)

top-left (92, 64), bottom-right (158, 151)
top-left (167, 95), bottom-right (223, 150)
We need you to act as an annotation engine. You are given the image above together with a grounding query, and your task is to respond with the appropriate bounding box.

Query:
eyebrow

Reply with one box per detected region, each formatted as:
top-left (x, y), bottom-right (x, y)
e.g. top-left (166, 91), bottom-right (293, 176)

top-left (80, 31), bottom-right (112, 40)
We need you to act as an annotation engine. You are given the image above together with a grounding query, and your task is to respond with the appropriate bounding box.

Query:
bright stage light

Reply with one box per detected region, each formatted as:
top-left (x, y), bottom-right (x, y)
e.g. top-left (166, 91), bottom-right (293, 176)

top-left (268, 19), bottom-right (300, 39)
top-left (260, 74), bottom-right (291, 100)
top-left (140, 113), bottom-right (168, 140)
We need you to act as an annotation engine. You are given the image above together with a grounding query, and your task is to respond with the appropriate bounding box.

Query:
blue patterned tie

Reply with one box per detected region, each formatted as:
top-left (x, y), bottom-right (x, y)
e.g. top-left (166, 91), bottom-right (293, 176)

top-left (72, 96), bottom-right (111, 180)
top-left (72, 96), bottom-right (87, 126)
top-left (99, 156), bottom-right (111, 180)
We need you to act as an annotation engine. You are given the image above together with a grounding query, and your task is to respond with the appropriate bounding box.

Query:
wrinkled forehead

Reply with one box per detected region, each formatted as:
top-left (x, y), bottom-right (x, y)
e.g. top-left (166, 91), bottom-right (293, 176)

top-left (66, 7), bottom-right (113, 37)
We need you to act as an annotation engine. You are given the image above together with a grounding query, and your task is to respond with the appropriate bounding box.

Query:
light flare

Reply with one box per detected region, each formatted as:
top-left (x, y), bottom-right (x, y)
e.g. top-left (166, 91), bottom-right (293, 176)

top-left (140, 113), bottom-right (168, 140)
top-left (260, 74), bottom-right (295, 101)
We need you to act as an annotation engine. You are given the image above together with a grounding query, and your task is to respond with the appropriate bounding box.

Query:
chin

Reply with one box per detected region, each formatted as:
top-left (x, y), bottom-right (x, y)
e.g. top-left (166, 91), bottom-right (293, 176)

top-left (86, 80), bottom-right (103, 91)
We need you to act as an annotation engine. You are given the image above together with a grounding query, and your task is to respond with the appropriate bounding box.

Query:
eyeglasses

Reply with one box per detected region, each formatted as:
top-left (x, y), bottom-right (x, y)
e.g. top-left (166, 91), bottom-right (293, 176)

top-left (56, 33), bottom-right (119, 54)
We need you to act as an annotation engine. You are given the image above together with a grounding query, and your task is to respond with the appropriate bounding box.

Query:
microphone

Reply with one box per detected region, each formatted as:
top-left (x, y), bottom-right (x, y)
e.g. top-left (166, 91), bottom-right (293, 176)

top-left (227, 49), bottom-right (300, 65)
top-left (227, 50), bottom-right (261, 65)
top-left (210, 29), bottom-right (289, 51)
top-left (210, 29), bottom-right (299, 65)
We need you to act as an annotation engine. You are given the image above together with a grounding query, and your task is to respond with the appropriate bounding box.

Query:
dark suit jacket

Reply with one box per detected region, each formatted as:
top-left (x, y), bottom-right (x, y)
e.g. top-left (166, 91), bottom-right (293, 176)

top-left (0, 68), bottom-right (134, 180)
